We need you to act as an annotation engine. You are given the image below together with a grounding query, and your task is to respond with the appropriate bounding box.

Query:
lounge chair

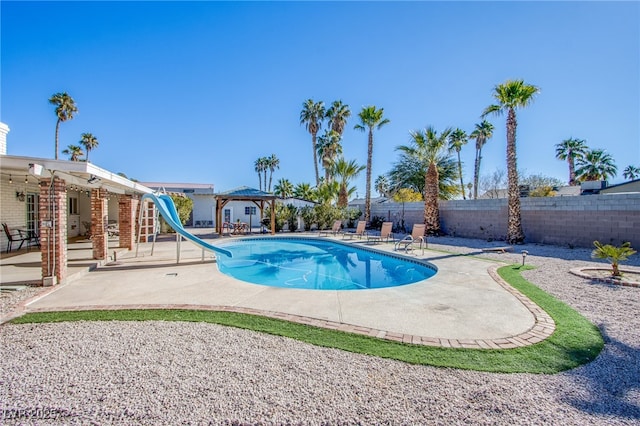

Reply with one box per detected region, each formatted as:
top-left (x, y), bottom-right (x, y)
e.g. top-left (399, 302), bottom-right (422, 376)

top-left (319, 220), bottom-right (343, 236)
top-left (394, 223), bottom-right (427, 253)
top-left (2, 223), bottom-right (30, 253)
top-left (367, 221), bottom-right (394, 244)
top-left (343, 220), bottom-right (367, 240)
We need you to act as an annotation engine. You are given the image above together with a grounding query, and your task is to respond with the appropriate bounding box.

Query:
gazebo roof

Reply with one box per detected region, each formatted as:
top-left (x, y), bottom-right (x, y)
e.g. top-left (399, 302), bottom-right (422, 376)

top-left (216, 186), bottom-right (275, 200)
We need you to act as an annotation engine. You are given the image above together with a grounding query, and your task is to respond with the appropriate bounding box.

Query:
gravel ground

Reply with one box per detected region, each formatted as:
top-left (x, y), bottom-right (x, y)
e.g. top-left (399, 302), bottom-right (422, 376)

top-left (1, 237), bottom-right (639, 425)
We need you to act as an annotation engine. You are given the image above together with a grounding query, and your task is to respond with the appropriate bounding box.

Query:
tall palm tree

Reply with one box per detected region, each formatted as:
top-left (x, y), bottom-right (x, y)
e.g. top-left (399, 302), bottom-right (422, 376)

top-left (398, 127), bottom-right (452, 234)
top-left (469, 120), bottom-right (494, 199)
top-left (49, 92), bottom-right (78, 160)
top-left (622, 165), bottom-right (640, 181)
top-left (273, 178), bottom-right (294, 198)
top-left (266, 154), bottom-right (280, 192)
top-left (448, 128), bottom-right (468, 199)
top-left (482, 79), bottom-right (539, 244)
top-left (555, 138), bottom-right (588, 186)
top-left (575, 149), bottom-right (618, 182)
top-left (326, 100), bottom-right (351, 137)
top-left (293, 182), bottom-right (316, 201)
top-left (316, 129), bottom-right (343, 182)
top-left (375, 175), bottom-right (390, 197)
top-left (79, 132), bottom-right (99, 163)
top-left (300, 99), bottom-right (326, 186)
top-left (354, 105), bottom-right (390, 222)
top-left (254, 157), bottom-right (268, 191)
top-left (62, 144), bottom-right (84, 161)
top-left (332, 157), bottom-right (365, 208)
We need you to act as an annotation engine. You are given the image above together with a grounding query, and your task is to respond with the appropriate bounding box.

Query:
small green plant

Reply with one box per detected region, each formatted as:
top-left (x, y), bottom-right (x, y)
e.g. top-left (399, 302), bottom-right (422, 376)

top-left (369, 215), bottom-right (385, 229)
top-left (592, 241), bottom-right (637, 277)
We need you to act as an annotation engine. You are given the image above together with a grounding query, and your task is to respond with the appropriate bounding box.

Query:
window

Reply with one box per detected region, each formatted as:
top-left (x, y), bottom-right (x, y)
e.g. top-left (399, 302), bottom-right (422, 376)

top-left (69, 197), bottom-right (79, 215)
top-left (245, 206), bottom-right (256, 215)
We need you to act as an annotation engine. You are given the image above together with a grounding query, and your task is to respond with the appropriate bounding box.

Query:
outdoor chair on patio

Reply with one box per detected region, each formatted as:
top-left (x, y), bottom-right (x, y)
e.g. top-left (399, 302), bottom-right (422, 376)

top-left (343, 220), bottom-right (367, 240)
top-left (319, 219), bottom-right (343, 236)
top-left (2, 222), bottom-right (31, 253)
top-left (367, 221), bottom-right (394, 244)
top-left (394, 223), bottom-right (427, 254)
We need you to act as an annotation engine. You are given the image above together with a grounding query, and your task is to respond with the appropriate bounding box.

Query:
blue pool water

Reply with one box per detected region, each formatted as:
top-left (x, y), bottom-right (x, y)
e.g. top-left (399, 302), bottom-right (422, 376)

top-left (216, 238), bottom-right (437, 290)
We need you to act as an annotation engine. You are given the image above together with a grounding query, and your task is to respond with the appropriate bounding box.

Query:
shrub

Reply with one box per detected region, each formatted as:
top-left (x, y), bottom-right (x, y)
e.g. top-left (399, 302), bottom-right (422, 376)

top-left (299, 206), bottom-right (316, 231)
top-left (344, 207), bottom-right (362, 228)
top-left (592, 241), bottom-right (637, 277)
top-left (369, 215), bottom-right (385, 230)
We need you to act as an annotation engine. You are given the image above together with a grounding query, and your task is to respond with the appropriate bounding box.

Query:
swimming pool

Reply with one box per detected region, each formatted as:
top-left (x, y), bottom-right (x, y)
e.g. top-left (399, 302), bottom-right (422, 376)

top-left (216, 237), bottom-right (437, 290)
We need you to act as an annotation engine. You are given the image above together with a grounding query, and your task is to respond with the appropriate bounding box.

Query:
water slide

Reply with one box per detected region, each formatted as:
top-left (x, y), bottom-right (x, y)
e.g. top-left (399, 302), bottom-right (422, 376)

top-left (140, 193), bottom-right (232, 258)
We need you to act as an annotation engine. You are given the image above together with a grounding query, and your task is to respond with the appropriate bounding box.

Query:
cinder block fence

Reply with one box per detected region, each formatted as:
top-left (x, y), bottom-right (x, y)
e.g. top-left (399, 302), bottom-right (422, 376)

top-left (367, 193), bottom-right (640, 248)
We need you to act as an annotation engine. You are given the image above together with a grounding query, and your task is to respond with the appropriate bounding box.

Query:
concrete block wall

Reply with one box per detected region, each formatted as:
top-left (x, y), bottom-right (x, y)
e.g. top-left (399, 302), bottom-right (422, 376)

top-left (367, 194), bottom-right (640, 248)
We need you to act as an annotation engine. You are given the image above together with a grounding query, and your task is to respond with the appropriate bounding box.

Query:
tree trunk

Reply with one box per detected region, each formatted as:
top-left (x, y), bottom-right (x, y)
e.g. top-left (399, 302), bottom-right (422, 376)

top-left (457, 150), bottom-right (465, 200)
top-left (506, 108), bottom-right (524, 244)
top-left (423, 161), bottom-right (440, 235)
top-left (258, 173), bottom-right (262, 192)
top-left (568, 158), bottom-right (576, 186)
top-left (364, 129), bottom-right (373, 222)
top-left (338, 185), bottom-right (348, 208)
top-left (54, 118), bottom-right (61, 160)
top-left (312, 132), bottom-right (320, 186)
top-left (473, 143), bottom-right (481, 199)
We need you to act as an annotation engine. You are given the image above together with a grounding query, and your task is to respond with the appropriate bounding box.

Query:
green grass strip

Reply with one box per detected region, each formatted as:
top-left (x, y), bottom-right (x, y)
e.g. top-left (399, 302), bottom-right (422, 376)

top-left (10, 265), bottom-right (603, 374)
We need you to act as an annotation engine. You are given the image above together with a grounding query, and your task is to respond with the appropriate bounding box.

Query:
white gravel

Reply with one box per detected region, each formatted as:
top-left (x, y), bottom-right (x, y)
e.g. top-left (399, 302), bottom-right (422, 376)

top-left (1, 237), bottom-right (639, 425)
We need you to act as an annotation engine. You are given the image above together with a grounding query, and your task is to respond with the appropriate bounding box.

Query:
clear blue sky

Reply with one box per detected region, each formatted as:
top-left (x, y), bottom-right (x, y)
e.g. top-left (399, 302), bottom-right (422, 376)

top-left (2, 1), bottom-right (638, 194)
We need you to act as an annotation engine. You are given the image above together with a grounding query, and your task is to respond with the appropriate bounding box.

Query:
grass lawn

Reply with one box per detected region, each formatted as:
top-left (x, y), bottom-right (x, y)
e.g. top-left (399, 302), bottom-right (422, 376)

top-left (10, 265), bottom-right (603, 374)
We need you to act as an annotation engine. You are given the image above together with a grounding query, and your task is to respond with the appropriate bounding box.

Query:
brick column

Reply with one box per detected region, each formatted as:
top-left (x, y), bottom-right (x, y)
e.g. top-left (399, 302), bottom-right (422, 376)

top-left (91, 188), bottom-right (108, 260)
top-left (118, 194), bottom-right (139, 250)
top-left (39, 177), bottom-right (67, 285)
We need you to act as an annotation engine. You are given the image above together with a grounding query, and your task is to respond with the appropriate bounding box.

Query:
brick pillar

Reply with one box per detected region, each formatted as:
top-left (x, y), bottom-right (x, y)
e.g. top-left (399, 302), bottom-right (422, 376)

top-left (39, 177), bottom-right (67, 285)
top-left (118, 194), bottom-right (139, 250)
top-left (91, 188), bottom-right (108, 260)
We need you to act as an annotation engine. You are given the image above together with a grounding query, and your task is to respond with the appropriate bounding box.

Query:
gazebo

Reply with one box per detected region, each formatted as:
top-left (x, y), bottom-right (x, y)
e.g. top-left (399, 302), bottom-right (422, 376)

top-left (214, 186), bottom-right (276, 235)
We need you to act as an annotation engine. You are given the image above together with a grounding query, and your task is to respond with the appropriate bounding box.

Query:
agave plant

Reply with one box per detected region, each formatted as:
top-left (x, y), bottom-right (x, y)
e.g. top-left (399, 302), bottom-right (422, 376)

top-left (591, 241), bottom-right (636, 277)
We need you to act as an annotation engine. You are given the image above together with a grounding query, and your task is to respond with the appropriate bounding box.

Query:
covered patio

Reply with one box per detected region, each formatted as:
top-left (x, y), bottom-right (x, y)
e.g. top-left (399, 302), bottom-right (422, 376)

top-left (0, 155), bottom-right (151, 285)
top-left (215, 186), bottom-right (276, 236)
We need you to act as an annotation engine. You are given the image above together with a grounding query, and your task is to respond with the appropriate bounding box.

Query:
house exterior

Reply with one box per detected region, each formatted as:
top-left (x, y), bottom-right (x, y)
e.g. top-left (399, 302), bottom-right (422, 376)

top-left (140, 182), bottom-right (216, 227)
top-left (1, 121), bottom-right (151, 284)
top-left (599, 179), bottom-right (640, 194)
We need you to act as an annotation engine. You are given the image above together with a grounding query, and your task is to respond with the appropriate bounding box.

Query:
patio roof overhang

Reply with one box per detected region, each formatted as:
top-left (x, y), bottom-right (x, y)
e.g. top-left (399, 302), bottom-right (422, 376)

top-left (0, 155), bottom-right (152, 195)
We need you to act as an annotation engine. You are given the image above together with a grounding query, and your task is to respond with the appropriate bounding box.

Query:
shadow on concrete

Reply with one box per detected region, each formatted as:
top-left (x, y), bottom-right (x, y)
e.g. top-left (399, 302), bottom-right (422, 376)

top-left (93, 260), bottom-right (216, 272)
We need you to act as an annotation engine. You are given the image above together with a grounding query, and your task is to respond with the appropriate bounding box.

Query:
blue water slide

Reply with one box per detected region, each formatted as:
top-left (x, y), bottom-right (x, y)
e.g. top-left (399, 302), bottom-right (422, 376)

top-left (140, 193), bottom-right (232, 258)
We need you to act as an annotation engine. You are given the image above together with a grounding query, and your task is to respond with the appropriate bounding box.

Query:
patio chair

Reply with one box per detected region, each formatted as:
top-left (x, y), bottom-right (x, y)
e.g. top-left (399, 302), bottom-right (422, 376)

top-left (343, 220), bottom-right (367, 240)
top-left (2, 223), bottom-right (30, 253)
top-left (367, 221), bottom-right (394, 244)
top-left (319, 219), bottom-right (343, 236)
top-left (394, 223), bottom-right (427, 254)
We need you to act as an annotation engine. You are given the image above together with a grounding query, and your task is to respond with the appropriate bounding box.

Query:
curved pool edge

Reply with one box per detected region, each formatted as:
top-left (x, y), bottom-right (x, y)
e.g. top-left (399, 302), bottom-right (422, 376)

top-left (215, 235), bottom-right (438, 290)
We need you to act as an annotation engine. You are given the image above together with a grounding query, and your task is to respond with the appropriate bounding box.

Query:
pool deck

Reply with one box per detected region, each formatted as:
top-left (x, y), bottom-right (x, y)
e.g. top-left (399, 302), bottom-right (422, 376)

top-left (1, 232), bottom-right (554, 349)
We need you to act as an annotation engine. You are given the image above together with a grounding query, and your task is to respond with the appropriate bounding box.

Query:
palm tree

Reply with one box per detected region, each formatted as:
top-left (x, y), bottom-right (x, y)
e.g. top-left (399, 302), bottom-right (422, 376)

top-left (354, 106), bottom-right (390, 222)
top-left (622, 165), bottom-right (640, 181)
top-left (79, 133), bottom-right (99, 163)
top-left (293, 182), bottom-right (316, 201)
top-left (448, 128), bottom-right (468, 199)
top-left (375, 175), bottom-right (390, 197)
top-left (332, 157), bottom-right (365, 208)
top-left (592, 241), bottom-right (636, 277)
top-left (254, 157), bottom-right (268, 191)
top-left (469, 120), bottom-right (494, 199)
top-left (273, 178), bottom-right (294, 198)
top-left (49, 92), bottom-right (78, 160)
top-left (326, 100), bottom-right (351, 136)
top-left (266, 154), bottom-right (280, 192)
top-left (300, 99), bottom-right (326, 186)
top-left (482, 79), bottom-right (539, 244)
top-left (555, 138), bottom-right (588, 185)
top-left (316, 129), bottom-right (343, 182)
top-left (397, 127), bottom-right (452, 234)
top-left (62, 144), bottom-right (84, 161)
top-left (575, 149), bottom-right (618, 182)
top-left (389, 153), bottom-right (459, 199)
